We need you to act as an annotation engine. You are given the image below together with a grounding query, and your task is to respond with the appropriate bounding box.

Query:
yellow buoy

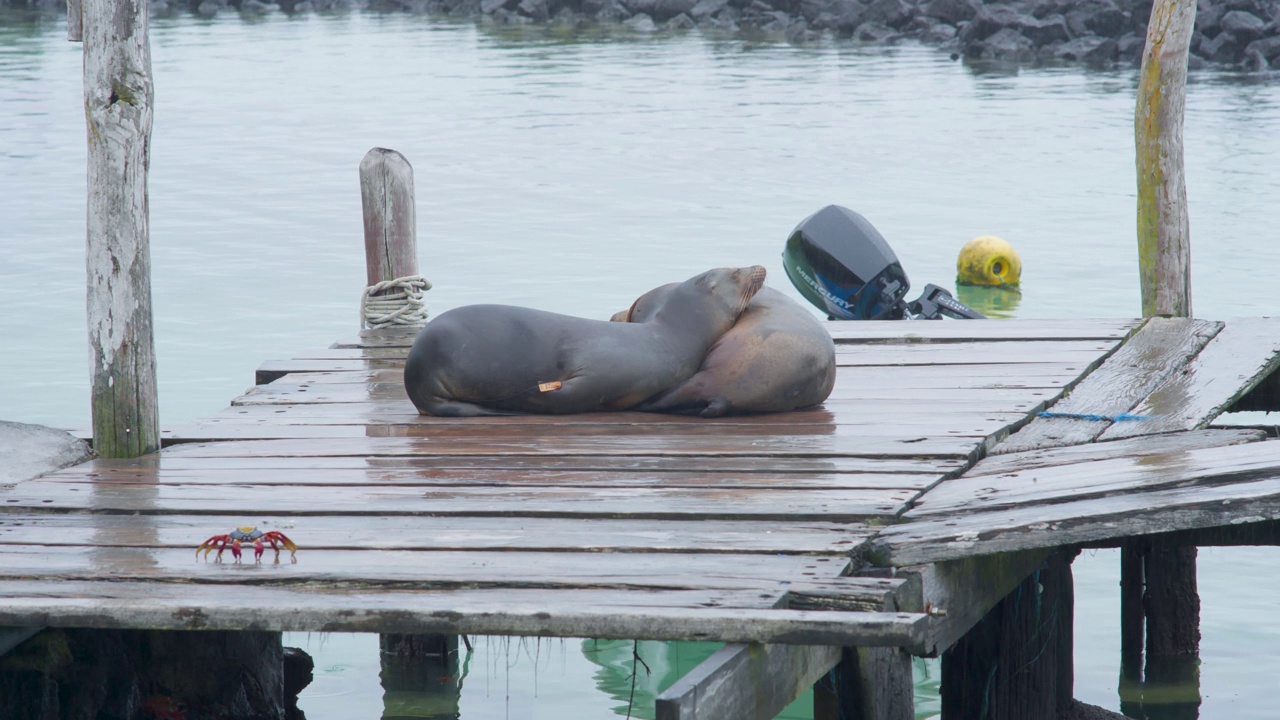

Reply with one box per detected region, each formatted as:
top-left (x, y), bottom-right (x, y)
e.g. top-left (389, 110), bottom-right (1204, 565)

top-left (957, 235), bottom-right (1022, 288)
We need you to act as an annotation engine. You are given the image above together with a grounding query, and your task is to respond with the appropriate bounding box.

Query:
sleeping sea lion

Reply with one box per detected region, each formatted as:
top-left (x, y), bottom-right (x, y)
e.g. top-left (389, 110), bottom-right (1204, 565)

top-left (612, 285), bottom-right (835, 417)
top-left (404, 265), bottom-right (767, 416)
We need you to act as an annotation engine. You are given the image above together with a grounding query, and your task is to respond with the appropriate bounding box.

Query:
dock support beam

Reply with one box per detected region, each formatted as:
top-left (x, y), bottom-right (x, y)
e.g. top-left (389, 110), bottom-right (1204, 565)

top-left (814, 646), bottom-right (914, 720)
top-left (655, 643), bottom-right (843, 720)
top-left (940, 550), bottom-right (1075, 720)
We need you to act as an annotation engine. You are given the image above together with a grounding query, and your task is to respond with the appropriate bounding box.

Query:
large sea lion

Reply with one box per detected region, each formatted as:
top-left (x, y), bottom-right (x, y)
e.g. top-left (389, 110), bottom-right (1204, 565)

top-left (612, 285), bottom-right (836, 417)
top-left (404, 265), bottom-right (767, 416)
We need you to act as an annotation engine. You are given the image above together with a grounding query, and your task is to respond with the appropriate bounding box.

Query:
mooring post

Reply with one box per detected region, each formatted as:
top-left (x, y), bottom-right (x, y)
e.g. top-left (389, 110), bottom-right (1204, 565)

top-left (1132, 0), bottom-right (1201, 710)
top-left (79, 0), bottom-right (160, 458)
top-left (358, 147), bottom-right (429, 329)
top-left (360, 147), bottom-right (418, 287)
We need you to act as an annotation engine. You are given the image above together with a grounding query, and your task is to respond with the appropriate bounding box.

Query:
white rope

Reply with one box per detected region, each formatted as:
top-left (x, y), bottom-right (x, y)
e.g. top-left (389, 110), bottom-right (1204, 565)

top-left (361, 275), bottom-right (432, 329)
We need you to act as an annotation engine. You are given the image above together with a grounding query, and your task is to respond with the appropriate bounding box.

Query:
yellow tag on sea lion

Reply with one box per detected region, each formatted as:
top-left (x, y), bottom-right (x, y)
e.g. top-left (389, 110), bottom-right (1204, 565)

top-left (538, 381), bottom-right (563, 392)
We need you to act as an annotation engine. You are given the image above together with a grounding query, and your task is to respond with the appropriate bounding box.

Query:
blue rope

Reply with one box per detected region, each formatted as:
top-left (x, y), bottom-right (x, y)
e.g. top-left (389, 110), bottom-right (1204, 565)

top-left (1037, 411), bottom-right (1154, 422)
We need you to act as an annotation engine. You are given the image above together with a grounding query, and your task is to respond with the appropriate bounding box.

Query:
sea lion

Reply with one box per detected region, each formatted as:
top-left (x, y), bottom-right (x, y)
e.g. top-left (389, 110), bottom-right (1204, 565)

top-left (404, 265), bottom-right (767, 416)
top-left (612, 285), bottom-right (836, 417)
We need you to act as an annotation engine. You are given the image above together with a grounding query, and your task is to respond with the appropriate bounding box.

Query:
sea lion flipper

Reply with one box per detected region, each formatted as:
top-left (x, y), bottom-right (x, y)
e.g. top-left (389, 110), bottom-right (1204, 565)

top-left (700, 397), bottom-right (732, 418)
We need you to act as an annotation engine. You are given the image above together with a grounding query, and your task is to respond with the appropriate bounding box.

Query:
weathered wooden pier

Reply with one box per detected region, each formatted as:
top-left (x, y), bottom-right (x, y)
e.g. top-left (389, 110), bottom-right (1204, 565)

top-left (4, 312), bottom-right (1280, 718)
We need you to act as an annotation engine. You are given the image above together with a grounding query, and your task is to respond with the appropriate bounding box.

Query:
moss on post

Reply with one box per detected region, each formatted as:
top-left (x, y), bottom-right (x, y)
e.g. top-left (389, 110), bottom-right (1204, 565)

top-left (1134, 0), bottom-right (1196, 318)
top-left (82, 0), bottom-right (159, 458)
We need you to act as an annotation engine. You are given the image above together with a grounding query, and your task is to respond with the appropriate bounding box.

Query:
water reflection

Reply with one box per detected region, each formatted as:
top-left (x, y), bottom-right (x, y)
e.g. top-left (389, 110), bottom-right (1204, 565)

top-left (955, 284), bottom-right (1022, 319)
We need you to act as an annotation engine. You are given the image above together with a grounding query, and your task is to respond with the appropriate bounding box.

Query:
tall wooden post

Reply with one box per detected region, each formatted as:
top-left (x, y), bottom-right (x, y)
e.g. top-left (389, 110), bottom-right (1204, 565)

top-left (360, 147), bottom-right (419, 287)
top-left (1132, 1), bottom-right (1201, 712)
top-left (1135, 0), bottom-right (1195, 318)
top-left (80, 0), bottom-right (159, 458)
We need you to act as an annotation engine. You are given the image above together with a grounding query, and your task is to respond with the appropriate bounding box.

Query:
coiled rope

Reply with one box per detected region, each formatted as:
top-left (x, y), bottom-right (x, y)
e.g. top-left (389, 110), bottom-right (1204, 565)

top-left (360, 275), bottom-right (431, 329)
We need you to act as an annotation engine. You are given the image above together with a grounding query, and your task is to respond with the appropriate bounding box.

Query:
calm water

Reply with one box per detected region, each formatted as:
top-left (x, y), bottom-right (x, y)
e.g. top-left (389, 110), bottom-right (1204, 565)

top-left (3, 9), bottom-right (1280, 718)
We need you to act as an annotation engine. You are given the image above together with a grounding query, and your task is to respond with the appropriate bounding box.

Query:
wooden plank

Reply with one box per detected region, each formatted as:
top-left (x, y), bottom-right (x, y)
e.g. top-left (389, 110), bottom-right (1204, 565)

top-left (911, 437), bottom-right (1280, 517)
top-left (655, 643), bottom-right (842, 720)
top-left (41, 466), bottom-right (941, 491)
top-left (208, 399), bottom-right (1030, 424)
top-left (79, 453), bottom-right (965, 476)
top-left (897, 549), bottom-right (1049, 655)
top-left (967, 428), bottom-right (1264, 476)
top-left (0, 580), bottom-right (781, 611)
top-left (0, 513), bottom-right (868, 555)
top-left (288, 340), bottom-right (1119, 364)
top-left (155, 436), bottom-right (983, 460)
top-left (871, 474), bottom-right (1280, 566)
top-left (992, 318), bottom-right (1223, 453)
top-left (0, 545), bottom-right (849, 589)
top-left (0, 481), bottom-right (914, 520)
top-left (232, 380), bottom-right (1061, 407)
top-left (254, 340), bottom-right (1119, 382)
top-left (782, 577), bottom-right (912, 613)
top-left (1100, 317), bottom-right (1280, 440)
top-left (824, 318), bottom-right (1140, 344)
top-left (163, 418), bottom-right (1011, 442)
top-left (0, 592), bottom-right (927, 650)
top-left (274, 363), bottom-right (1089, 387)
top-left (329, 319), bottom-right (1141, 349)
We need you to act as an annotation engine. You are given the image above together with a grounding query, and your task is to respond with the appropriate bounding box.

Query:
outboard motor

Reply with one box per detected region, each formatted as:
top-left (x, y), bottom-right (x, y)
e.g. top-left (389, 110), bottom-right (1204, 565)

top-left (782, 205), bottom-right (984, 320)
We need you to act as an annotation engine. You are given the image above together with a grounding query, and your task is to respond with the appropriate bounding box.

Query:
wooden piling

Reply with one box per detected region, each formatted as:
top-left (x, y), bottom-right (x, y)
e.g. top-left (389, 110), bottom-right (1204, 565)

top-left (81, 0), bottom-right (160, 458)
top-left (813, 647), bottom-right (913, 720)
top-left (940, 551), bottom-right (1075, 720)
top-left (1133, 0), bottom-right (1202, 702)
top-left (1135, 0), bottom-right (1196, 318)
top-left (360, 147), bottom-right (419, 287)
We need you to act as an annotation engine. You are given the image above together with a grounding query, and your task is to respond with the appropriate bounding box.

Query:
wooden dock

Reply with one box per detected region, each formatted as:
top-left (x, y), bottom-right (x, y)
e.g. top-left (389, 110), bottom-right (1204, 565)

top-left (4, 315), bottom-right (1280, 718)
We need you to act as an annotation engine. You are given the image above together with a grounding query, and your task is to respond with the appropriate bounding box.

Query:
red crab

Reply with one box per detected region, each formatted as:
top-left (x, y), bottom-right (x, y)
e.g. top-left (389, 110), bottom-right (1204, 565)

top-left (197, 526), bottom-right (297, 564)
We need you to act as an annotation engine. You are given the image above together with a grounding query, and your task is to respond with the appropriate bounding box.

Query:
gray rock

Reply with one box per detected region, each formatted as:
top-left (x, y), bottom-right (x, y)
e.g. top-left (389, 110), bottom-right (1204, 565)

top-left (1219, 10), bottom-right (1267, 42)
top-left (958, 4), bottom-right (1029, 44)
top-left (649, 0), bottom-right (695, 20)
top-left (864, 0), bottom-right (912, 28)
top-left (517, 0), bottom-right (548, 19)
top-left (1117, 30), bottom-right (1145, 60)
top-left (1084, 0), bottom-right (1129, 36)
top-left (0, 421), bottom-right (91, 487)
top-left (1051, 35), bottom-right (1118, 65)
top-left (480, 0), bottom-right (510, 14)
top-left (595, 0), bottom-right (631, 20)
top-left (240, 0), bottom-right (277, 11)
top-left (689, 0), bottom-right (729, 18)
top-left (1021, 13), bottom-right (1070, 44)
top-left (923, 0), bottom-right (978, 24)
top-left (1241, 45), bottom-right (1270, 70)
top-left (665, 10), bottom-right (696, 25)
top-left (830, 0), bottom-right (867, 34)
top-left (1201, 30), bottom-right (1244, 63)
top-left (854, 18), bottom-right (899, 40)
top-left (195, 0), bottom-right (220, 15)
top-left (908, 15), bottom-right (958, 41)
top-left (967, 26), bottom-right (1036, 60)
top-left (1194, 0), bottom-right (1226, 36)
top-left (624, 11), bottom-right (657, 29)
top-left (1245, 36), bottom-right (1280, 62)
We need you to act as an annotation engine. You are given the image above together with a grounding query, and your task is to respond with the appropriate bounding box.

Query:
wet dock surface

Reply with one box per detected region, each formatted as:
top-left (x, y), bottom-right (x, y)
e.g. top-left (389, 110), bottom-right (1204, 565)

top-left (3, 317), bottom-right (1279, 652)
